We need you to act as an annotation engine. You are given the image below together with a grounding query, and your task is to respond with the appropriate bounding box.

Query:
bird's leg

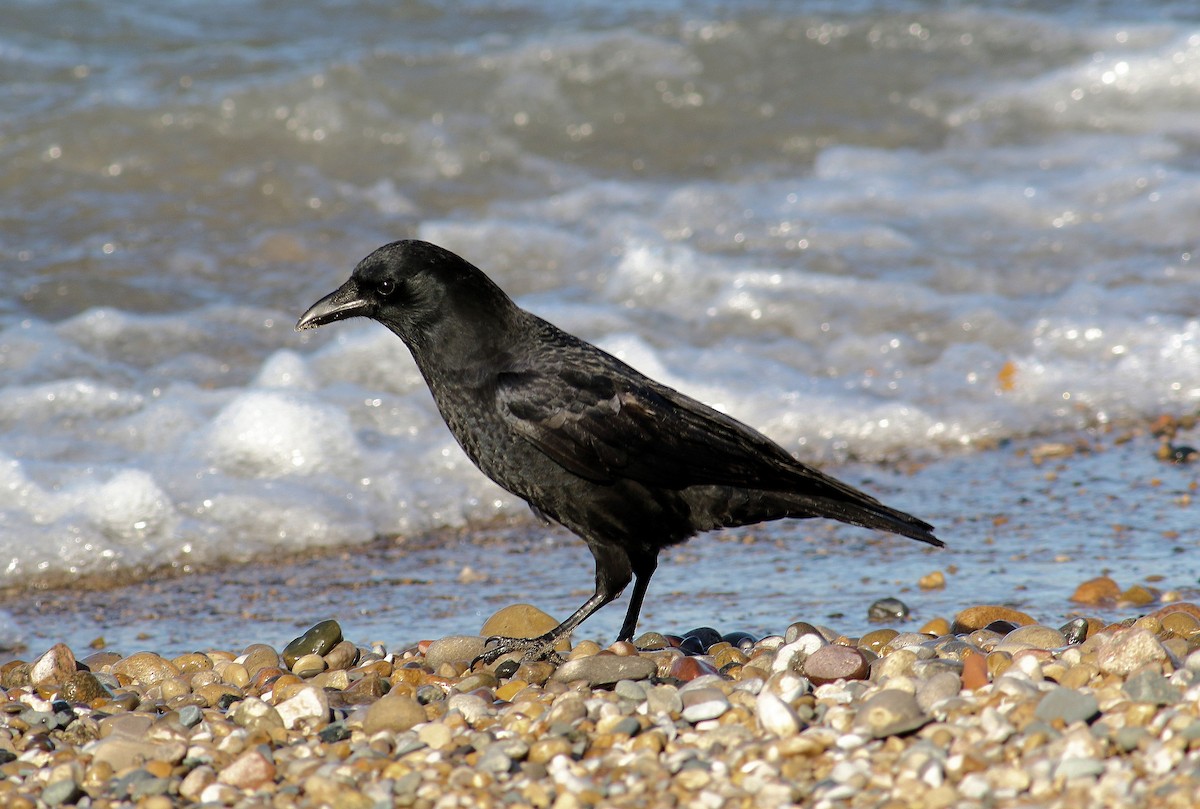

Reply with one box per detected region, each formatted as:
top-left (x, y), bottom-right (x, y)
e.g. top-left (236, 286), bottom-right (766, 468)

top-left (475, 543), bottom-right (631, 665)
top-left (616, 555), bottom-right (658, 643)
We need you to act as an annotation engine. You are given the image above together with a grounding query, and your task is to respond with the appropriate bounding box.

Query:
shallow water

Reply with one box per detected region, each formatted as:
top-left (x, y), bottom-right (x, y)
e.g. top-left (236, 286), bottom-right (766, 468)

top-left (6, 428), bottom-right (1195, 657)
top-left (3, 1), bottom-right (1200, 605)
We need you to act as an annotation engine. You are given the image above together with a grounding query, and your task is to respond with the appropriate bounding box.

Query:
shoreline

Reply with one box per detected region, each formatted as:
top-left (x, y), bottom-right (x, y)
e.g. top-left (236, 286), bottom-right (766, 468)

top-left (6, 415), bottom-right (1198, 660)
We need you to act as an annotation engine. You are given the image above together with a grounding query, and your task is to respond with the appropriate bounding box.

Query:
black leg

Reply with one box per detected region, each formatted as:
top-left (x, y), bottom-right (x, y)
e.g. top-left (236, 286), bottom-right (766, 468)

top-left (475, 542), bottom-right (631, 664)
top-left (616, 555), bottom-right (657, 642)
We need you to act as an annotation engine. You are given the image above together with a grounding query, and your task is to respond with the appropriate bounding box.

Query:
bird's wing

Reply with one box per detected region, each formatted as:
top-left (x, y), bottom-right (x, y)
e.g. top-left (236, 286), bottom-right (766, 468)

top-left (495, 365), bottom-right (873, 500)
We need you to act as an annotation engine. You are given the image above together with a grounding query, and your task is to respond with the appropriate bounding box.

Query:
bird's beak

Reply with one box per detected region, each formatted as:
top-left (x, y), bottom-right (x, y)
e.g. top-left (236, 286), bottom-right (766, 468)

top-left (296, 280), bottom-right (369, 331)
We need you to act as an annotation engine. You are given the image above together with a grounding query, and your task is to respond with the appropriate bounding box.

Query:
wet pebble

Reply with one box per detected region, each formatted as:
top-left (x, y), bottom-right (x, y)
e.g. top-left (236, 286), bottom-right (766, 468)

top-left (803, 644), bottom-right (869, 685)
top-left (868, 597), bottom-right (910, 622)
top-left (551, 653), bottom-right (657, 686)
top-left (282, 619), bottom-right (343, 668)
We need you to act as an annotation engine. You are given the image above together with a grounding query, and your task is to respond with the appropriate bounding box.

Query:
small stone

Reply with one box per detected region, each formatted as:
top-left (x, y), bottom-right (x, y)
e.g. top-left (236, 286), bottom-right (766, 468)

top-left (552, 654), bottom-right (657, 686)
top-left (855, 689), bottom-right (928, 738)
top-left (916, 671), bottom-right (962, 712)
top-left (1070, 576), bottom-right (1121, 605)
top-left (632, 632), bottom-right (670, 650)
top-left (1034, 686), bottom-right (1099, 725)
top-left (424, 636), bottom-right (487, 669)
top-left (229, 697), bottom-right (284, 730)
top-left (858, 629), bottom-right (899, 655)
top-left (614, 679), bottom-right (647, 702)
top-left (218, 749), bottom-right (275, 789)
top-left (1059, 617), bottom-right (1090, 645)
top-left (241, 644), bottom-right (282, 678)
top-left (680, 687), bottom-right (729, 723)
top-left (951, 606), bottom-right (1037, 633)
top-left (323, 640), bottom-right (358, 670)
top-left (529, 737), bottom-right (573, 764)
top-left (1055, 758), bottom-right (1105, 779)
top-left (417, 721), bottom-right (453, 750)
top-left (1097, 628), bottom-right (1167, 676)
top-left (756, 690), bottom-right (801, 736)
top-left (178, 705), bottom-right (204, 728)
top-left (1119, 584), bottom-right (1157, 606)
top-left (274, 684), bottom-right (330, 730)
top-left (111, 652), bottom-right (180, 687)
top-left (291, 653), bottom-right (326, 678)
top-left (996, 624), bottom-right (1066, 652)
top-left (919, 617), bottom-right (951, 636)
top-left (669, 656), bottom-right (720, 681)
top-left (682, 626), bottom-right (723, 651)
top-left (447, 692), bottom-right (491, 724)
top-left (363, 694), bottom-right (426, 734)
top-left (58, 671), bottom-right (111, 704)
top-left (282, 620), bottom-right (343, 668)
top-left (772, 634), bottom-right (826, 674)
top-left (41, 780), bottom-right (83, 807)
top-left (918, 570), bottom-right (946, 590)
top-left (1112, 726), bottom-right (1146, 753)
top-left (481, 605), bottom-right (569, 652)
top-left (179, 766), bottom-right (216, 802)
top-left (30, 644), bottom-right (77, 687)
top-left (803, 645), bottom-right (868, 685)
top-left (868, 597), bottom-right (910, 623)
top-left (87, 735), bottom-right (187, 771)
top-left (1122, 669), bottom-right (1177, 706)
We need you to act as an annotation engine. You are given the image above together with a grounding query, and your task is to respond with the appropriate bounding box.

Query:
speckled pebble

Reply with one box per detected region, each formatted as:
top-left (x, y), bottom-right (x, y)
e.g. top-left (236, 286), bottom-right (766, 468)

top-left (551, 653), bottom-right (657, 686)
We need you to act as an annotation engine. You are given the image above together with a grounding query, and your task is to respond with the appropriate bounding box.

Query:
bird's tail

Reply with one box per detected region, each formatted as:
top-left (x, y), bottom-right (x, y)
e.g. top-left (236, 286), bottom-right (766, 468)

top-left (791, 494), bottom-right (942, 547)
top-left (696, 487), bottom-right (942, 547)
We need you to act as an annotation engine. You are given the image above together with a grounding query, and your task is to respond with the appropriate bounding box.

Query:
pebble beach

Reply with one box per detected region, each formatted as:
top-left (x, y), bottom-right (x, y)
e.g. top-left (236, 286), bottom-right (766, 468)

top-left (6, 566), bottom-right (1200, 808)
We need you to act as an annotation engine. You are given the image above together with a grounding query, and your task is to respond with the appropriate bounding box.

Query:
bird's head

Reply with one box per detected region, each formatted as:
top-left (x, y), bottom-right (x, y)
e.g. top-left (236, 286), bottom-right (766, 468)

top-left (296, 240), bottom-right (511, 350)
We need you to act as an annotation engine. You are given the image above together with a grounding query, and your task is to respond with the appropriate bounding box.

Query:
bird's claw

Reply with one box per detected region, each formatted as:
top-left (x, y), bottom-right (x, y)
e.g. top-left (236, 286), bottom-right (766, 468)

top-left (472, 635), bottom-right (564, 667)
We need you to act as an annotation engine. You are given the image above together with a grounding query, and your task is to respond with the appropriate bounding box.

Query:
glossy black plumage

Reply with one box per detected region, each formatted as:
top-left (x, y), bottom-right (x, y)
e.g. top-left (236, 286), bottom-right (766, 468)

top-left (297, 240), bottom-right (942, 660)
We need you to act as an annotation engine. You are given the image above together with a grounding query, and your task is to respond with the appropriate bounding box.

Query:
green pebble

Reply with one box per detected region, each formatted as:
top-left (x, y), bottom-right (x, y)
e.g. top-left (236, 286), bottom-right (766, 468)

top-left (283, 619), bottom-right (343, 667)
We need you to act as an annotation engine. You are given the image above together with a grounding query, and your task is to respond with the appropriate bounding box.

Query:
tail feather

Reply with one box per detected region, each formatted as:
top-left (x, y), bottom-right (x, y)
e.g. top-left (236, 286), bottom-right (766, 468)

top-left (802, 495), bottom-right (942, 547)
top-left (694, 487), bottom-right (942, 547)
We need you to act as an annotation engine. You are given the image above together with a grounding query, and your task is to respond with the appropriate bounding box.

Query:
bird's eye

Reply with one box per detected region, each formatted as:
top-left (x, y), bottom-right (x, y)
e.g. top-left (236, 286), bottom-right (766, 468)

top-left (378, 279), bottom-right (396, 297)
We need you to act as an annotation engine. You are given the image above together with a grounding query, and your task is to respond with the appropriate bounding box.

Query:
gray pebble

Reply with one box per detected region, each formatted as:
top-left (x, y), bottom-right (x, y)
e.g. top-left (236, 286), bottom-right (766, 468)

top-left (916, 671), bottom-right (962, 712)
top-left (614, 679), bottom-right (647, 702)
top-left (1034, 687), bottom-right (1099, 725)
top-left (1055, 757), bottom-right (1105, 779)
top-left (855, 689), bottom-right (929, 738)
top-left (42, 780), bottom-right (83, 807)
top-left (552, 654), bottom-right (657, 686)
top-left (425, 635), bottom-right (488, 669)
top-left (178, 704), bottom-right (204, 728)
top-left (1122, 669), bottom-right (1177, 706)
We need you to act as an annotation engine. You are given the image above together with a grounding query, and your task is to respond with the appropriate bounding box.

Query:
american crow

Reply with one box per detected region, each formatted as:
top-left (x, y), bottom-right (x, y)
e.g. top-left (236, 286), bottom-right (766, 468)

top-left (297, 240), bottom-right (941, 661)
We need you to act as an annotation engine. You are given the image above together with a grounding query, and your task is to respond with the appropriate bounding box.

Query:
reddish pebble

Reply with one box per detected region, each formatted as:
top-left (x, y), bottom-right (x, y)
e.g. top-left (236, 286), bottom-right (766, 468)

top-left (669, 656), bottom-right (720, 681)
top-left (802, 644), bottom-right (869, 685)
top-left (961, 651), bottom-right (988, 690)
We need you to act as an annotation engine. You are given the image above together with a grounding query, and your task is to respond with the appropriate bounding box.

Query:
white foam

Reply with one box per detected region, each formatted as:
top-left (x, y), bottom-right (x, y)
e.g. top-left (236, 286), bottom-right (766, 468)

top-left (206, 390), bottom-right (361, 478)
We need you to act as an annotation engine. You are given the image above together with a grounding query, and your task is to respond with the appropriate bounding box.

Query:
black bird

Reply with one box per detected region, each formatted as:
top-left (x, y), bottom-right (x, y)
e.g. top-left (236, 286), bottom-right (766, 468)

top-left (297, 240), bottom-right (942, 661)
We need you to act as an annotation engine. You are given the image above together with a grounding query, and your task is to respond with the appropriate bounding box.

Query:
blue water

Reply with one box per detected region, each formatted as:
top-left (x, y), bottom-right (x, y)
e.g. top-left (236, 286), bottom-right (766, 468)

top-left (3, 1), bottom-right (1200, 650)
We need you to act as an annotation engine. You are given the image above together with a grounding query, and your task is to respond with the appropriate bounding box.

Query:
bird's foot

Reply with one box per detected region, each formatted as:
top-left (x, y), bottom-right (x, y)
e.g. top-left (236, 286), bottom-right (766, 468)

top-left (473, 634), bottom-right (565, 667)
